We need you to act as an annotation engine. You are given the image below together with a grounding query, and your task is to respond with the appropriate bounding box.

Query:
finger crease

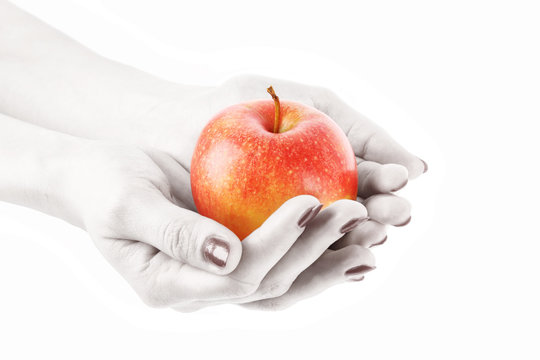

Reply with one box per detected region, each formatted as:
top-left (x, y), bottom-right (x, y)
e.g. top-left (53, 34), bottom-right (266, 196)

top-left (359, 132), bottom-right (377, 159)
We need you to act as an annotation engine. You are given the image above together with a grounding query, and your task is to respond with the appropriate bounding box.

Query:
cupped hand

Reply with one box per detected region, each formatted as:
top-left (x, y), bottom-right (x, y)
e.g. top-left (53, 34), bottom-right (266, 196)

top-left (145, 74), bottom-right (428, 249)
top-left (71, 142), bottom-right (375, 311)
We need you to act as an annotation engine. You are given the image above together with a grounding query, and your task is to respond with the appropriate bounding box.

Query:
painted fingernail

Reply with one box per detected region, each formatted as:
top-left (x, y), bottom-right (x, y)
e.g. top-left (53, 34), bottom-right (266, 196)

top-left (395, 216), bottom-right (412, 227)
top-left (370, 235), bottom-right (388, 248)
top-left (391, 179), bottom-right (408, 192)
top-left (339, 217), bottom-right (369, 234)
top-left (203, 237), bottom-right (230, 268)
top-left (421, 159), bottom-right (428, 173)
top-left (297, 203), bottom-right (323, 228)
top-left (345, 265), bottom-right (376, 279)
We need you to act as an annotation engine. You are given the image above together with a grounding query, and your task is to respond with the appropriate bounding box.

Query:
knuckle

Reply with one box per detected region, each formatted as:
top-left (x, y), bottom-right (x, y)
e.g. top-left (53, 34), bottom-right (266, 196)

top-left (347, 244), bottom-right (368, 258)
top-left (162, 218), bottom-right (196, 261)
top-left (261, 282), bottom-right (290, 298)
top-left (230, 281), bottom-right (259, 298)
top-left (359, 131), bottom-right (377, 158)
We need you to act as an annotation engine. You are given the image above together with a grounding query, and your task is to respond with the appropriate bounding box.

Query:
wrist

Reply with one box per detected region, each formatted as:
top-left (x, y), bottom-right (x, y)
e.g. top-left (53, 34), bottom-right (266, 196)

top-left (38, 135), bottom-right (94, 227)
top-left (0, 3), bottom-right (209, 147)
top-left (0, 114), bottom-right (92, 227)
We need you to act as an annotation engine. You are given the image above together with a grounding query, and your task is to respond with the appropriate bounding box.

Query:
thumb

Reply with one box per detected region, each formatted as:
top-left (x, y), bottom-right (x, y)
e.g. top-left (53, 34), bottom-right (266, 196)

top-left (124, 192), bottom-right (242, 275)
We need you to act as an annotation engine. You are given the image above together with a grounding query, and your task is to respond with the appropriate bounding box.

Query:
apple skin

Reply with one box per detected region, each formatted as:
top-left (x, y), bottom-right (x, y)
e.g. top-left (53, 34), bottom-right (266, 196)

top-left (190, 99), bottom-right (358, 240)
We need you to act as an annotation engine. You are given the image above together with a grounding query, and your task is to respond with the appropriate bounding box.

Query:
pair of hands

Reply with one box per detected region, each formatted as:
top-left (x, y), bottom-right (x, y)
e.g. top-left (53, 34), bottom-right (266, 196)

top-left (73, 75), bottom-right (425, 311)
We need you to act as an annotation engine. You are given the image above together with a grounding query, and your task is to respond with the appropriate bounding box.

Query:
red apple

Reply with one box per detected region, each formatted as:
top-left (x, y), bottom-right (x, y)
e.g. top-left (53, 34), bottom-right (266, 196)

top-left (191, 87), bottom-right (358, 240)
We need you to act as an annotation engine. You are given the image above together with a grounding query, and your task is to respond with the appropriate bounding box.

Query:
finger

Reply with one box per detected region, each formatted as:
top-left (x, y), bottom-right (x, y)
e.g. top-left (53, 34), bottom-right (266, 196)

top-left (227, 199), bottom-right (368, 303)
top-left (241, 246), bottom-right (376, 311)
top-left (223, 76), bottom-right (428, 178)
top-left (94, 238), bottom-right (261, 307)
top-left (182, 211), bottom-right (373, 308)
top-left (331, 220), bottom-right (387, 250)
top-left (230, 195), bottom-right (322, 285)
top-left (349, 121), bottom-right (427, 179)
top-left (363, 194), bottom-right (411, 226)
top-left (356, 159), bottom-right (409, 197)
top-left (313, 91), bottom-right (427, 179)
top-left (118, 189), bottom-right (242, 275)
top-left (146, 194), bottom-right (322, 309)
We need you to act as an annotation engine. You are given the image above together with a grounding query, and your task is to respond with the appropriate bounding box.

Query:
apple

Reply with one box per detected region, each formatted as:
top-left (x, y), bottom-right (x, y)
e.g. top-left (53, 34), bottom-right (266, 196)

top-left (190, 87), bottom-right (358, 240)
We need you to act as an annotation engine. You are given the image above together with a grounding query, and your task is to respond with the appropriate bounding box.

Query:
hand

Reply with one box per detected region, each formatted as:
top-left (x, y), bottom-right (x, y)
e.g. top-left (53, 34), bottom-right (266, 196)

top-left (70, 142), bottom-right (375, 311)
top-left (142, 74), bottom-right (428, 249)
top-left (0, 7), bottom-right (420, 310)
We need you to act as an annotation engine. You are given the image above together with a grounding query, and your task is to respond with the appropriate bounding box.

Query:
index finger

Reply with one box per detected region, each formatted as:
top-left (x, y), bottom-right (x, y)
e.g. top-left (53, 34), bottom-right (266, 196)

top-left (230, 195), bottom-right (322, 285)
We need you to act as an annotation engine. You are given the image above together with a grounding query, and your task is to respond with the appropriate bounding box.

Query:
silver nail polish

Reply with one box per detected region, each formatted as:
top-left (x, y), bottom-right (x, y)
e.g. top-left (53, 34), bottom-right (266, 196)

top-left (203, 237), bottom-right (230, 267)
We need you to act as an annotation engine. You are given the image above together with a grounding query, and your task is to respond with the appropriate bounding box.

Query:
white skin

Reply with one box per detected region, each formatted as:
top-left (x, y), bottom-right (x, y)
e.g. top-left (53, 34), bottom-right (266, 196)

top-left (0, 1), bottom-right (426, 310)
top-left (0, 114), bottom-right (375, 311)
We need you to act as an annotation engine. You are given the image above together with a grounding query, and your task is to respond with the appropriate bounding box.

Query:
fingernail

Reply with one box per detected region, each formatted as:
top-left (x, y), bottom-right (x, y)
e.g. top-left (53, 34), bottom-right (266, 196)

top-left (345, 265), bottom-right (376, 279)
top-left (339, 217), bottom-right (369, 234)
top-left (297, 203), bottom-right (323, 228)
top-left (395, 216), bottom-right (412, 227)
top-left (391, 179), bottom-right (408, 192)
top-left (348, 276), bottom-right (365, 282)
top-left (370, 235), bottom-right (388, 248)
top-left (203, 237), bottom-right (230, 268)
top-left (421, 159), bottom-right (428, 173)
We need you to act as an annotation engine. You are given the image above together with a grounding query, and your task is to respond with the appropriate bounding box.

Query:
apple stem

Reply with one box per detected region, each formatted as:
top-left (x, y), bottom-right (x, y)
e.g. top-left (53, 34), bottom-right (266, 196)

top-left (267, 86), bottom-right (281, 133)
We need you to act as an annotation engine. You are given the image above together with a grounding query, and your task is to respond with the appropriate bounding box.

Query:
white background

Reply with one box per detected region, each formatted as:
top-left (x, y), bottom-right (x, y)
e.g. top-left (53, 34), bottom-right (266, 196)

top-left (1, 0), bottom-right (539, 359)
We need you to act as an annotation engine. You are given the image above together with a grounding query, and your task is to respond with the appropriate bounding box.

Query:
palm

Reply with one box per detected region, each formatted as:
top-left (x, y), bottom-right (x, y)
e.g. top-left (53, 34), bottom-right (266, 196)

top-left (80, 145), bottom-right (376, 311)
top-left (88, 75), bottom-right (424, 309)
top-left (145, 75), bottom-right (425, 248)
